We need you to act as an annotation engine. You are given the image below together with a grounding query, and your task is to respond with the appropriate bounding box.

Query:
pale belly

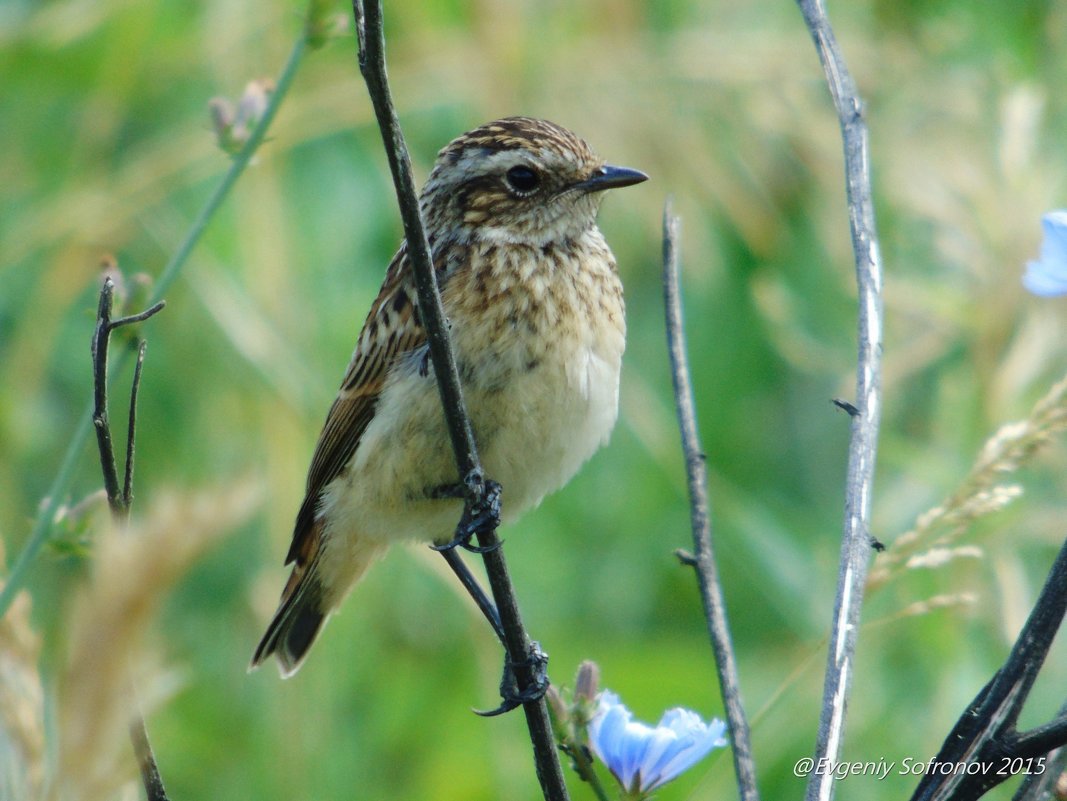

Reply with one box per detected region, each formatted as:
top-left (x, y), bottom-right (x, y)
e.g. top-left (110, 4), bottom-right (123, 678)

top-left (314, 233), bottom-right (626, 602)
top-left (320, 331), bottom-right (622, 548)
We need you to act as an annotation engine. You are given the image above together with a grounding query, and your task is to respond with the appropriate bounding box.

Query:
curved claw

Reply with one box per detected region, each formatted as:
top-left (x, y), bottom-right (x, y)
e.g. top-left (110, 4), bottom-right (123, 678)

top-left (433, 478), bottom-right (503, 552)
top-left (473, 698), bottom-right (522, 717)
top-left (473, 683), bottom-right (543, 717)
top-left (431, 535), bottom-right (502, 554)
top-left (473, 642), bottom-right (550, 717)
top-left (462, 537), bottom-right (503, 554)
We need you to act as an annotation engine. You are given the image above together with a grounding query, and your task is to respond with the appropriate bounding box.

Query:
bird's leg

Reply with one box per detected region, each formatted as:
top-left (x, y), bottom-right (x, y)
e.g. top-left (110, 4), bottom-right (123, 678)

top-left (436, 547), bottom-right (549, 716)
top-left (432, 476), bottom-right (549, 716)
top-left (438, 548), bottom-right (505, 644)
top-left (430, 476), bottom-right (503, 554)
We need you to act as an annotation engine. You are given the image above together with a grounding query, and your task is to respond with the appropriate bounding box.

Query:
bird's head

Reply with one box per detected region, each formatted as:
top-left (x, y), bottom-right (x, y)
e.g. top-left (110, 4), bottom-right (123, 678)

top-left (420, 117), bottom-right (647, 246)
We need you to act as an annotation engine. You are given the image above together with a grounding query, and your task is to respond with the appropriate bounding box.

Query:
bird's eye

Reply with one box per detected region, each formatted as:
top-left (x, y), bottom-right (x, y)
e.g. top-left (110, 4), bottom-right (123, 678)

top-left (505, 165), bottom-right (540, 195)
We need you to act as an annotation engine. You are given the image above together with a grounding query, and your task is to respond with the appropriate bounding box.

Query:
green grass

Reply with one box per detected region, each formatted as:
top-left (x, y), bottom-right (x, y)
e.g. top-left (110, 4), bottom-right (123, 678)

top-left (4, 1), bottom-right (1067, 800)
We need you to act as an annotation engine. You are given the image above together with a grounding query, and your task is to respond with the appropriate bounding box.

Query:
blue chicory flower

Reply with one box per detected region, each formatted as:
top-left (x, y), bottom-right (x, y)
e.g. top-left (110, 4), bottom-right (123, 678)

top-left (588, 690), bottom-right (728, 798)
top-left (1023, 210), bottom-right (1067, 296)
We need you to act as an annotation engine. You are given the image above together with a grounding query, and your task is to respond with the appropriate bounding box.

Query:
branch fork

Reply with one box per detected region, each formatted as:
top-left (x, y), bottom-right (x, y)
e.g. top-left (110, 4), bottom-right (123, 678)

top-left (90, 274), bottom-right (168, 801)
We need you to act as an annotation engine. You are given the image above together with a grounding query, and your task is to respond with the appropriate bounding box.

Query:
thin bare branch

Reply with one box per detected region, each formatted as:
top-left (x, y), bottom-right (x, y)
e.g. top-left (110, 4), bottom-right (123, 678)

top-left (130, 710), bottom-right (167, 801)
top-left (662, 201), bottom-right (759, 801)
top-left (1013, 709), bottom-right (1067, 801)
top-left (0, 16), bottom-right (312, 619)
top-left (353, 0), bottom-right (477, 476)
top-left (91, 277), bottom-right (124, 510)
top-left (92, 281), bottom-right (164, 518)
top-left (90, 276), bottom-right (170, 801)
top-left (123, 341), bottom-right (149, 508)
top-left (111, 302), bottom-right (167, 330)
top-left (1016, 714), bottom-right (1067, 761)
top-left (793, 3), bottom-right (885, 800)
top-left (351, 2), bottom-right (569, 799)
top-left (909, 538), bottom-right (1067, 801)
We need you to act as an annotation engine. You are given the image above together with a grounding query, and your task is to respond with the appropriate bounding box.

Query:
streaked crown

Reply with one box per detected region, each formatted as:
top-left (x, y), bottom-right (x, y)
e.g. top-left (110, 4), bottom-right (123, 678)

top-left (420, 117), bottom-right (647, 246)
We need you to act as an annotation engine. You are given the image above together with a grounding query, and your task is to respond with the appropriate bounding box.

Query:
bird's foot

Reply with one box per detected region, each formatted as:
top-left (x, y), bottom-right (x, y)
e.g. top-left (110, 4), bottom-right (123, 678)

top-left (431, 476), bottom-right (502, 554)
top-left (475, 641), bottom-right (550, 717)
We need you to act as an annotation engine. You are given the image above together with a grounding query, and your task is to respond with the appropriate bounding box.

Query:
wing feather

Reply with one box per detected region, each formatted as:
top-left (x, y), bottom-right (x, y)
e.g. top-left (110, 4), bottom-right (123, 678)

top-left (285, 248), bottom-right (423, 566)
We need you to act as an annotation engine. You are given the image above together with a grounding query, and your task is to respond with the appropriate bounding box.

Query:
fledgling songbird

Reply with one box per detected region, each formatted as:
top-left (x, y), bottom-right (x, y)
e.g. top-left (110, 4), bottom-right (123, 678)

top-left (251, 117), bottom-right (647, 676)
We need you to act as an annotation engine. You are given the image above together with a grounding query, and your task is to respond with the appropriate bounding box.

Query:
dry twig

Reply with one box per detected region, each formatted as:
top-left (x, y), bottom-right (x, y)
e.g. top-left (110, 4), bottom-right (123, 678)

top-left (793, 2), bottom-right (885, 800)
top-left (662, 202), bottom-right (759, 801)
top-left (351, 2), bottom-right (569, 798)
top-left (0, 13), bottom-right (313, 620)
top-left (89, 276), bottom-right (168, 800)
top-left (909, 541), bottom-right (1067, 801)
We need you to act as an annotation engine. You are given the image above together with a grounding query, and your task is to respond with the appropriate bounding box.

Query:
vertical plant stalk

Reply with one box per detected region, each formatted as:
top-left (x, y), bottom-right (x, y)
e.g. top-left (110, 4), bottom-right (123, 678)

top-left (351, 2), bottom-right (569, 800)
top-left (566, 744), bottom-right (611, 801)
top-left (793, 2), bottom-right (885, 800)
top-left (662, 202), bottom-right (760, 801)
top-left (0, 20), bottom-right (312, 619)
top-left (91, 276), bottom-right (168, 800)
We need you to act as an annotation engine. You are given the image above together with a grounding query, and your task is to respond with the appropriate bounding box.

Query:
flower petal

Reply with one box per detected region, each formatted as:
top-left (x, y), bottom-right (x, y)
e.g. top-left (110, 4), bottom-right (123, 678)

top-left (1024, 259), bottom-right (1067, 296)
top-left (1023, 211), bottom-right (1067, 296)
top-left (643, 717), bottom-right (728, 790)
top-left (589, 692), bottom-right (644, 789)
top-left (634, 725), bottom-right (684, 790)
top-left (1042, 210), bottom-right (1067, 256)
top-left (588, 690), bottom-right (728, 795)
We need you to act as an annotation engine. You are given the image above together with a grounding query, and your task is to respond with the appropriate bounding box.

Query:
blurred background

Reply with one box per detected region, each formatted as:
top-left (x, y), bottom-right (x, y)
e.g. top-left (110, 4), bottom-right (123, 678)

top-left (3, 0), bottom-right (1067, 799)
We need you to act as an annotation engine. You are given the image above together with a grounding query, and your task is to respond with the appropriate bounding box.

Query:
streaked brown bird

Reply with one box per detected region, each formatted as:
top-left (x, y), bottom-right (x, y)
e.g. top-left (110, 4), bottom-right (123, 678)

top-left (251, 117), bottom-right (647, 676)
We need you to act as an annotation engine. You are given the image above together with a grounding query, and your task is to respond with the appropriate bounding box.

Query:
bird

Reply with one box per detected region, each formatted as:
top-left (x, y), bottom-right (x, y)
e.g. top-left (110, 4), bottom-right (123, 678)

top-left (251, 116), bottom-right (647, 677)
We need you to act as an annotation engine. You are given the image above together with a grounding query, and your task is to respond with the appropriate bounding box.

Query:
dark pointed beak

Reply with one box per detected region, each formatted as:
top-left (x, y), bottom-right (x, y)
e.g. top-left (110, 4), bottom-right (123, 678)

top-left (575, 164), bottom-right (649, 193)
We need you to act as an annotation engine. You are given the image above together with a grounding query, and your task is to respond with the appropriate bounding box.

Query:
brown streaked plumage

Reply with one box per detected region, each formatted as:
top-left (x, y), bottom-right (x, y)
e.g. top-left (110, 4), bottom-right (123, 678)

top-left (251, 117), bottom-right (647, 676)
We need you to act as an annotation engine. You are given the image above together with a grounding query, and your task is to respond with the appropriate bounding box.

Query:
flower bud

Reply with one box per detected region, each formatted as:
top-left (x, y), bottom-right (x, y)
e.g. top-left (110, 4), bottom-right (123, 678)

top-left (545, 685), bottom-right (570, 741)
top-left (574, 660), bottom-right (599, 703)
top-left (305, 0), bottom-right (345, 48)
top-left (209, 80), bottom-right (274, 156)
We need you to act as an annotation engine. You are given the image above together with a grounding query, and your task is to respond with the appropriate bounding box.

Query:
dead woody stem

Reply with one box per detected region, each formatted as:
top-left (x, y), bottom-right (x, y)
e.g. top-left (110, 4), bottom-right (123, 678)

top-left (351, 2), bottom-right (570, 799)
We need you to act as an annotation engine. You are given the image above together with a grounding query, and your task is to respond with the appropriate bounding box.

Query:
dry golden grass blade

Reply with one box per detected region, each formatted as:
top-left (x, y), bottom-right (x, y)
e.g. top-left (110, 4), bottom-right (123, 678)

top-left (49, 481), bottom-right (262, 801)
top-left (0, 547), bottom-right (45, 801)
top-left (869, 592), bottom-right (980, 627)
top-left (870, 372), bottom-right (1067, 591)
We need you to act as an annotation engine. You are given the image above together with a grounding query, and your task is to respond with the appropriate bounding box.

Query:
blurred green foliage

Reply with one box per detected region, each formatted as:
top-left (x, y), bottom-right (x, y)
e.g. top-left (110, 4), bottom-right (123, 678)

top-left (4, 0), bottom-right (1067, 799)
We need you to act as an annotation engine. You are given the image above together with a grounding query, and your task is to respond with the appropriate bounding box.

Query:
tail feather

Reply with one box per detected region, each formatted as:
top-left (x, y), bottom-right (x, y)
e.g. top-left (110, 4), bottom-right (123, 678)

top-left (252, 524), bottom-right (387, 676)
top-left (250, 584), bottom-right (326, 678)
top-left (250, 564), bottom-right (327, 678)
